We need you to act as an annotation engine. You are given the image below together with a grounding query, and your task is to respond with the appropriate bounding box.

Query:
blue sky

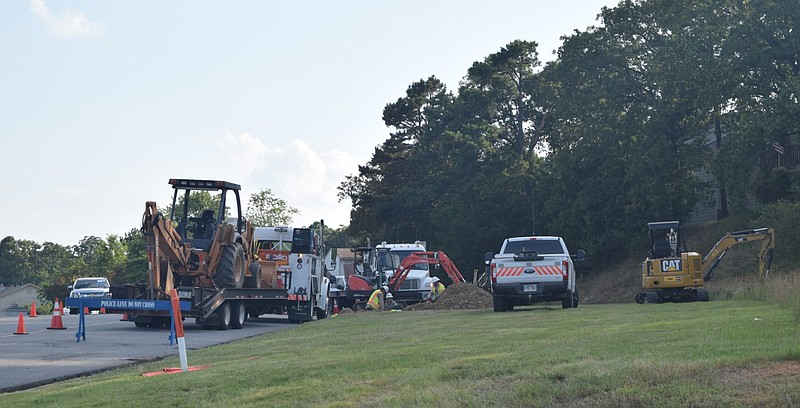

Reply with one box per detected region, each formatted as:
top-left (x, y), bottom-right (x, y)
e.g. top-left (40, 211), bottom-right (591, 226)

top-left (1, 0), bottom-right (617, 245)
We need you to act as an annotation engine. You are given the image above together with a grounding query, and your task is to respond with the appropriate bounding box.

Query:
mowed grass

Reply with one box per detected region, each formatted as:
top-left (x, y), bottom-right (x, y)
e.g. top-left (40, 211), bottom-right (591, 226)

top-left (2, 301), bottom-right (800, 408)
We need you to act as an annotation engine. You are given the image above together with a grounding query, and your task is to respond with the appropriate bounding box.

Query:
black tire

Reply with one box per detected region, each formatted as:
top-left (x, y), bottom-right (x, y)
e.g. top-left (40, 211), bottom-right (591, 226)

top-left (215, 243), bottom-right (246, 289)
top-left (493, 295), bottom-right (506, 312)
top-left (316, 304), bottom-right (329, 320)
top-left (505, 301), bottom-right (514, 311)
top-left (249, 311), bottom-right (261, 319)
top-left (134, 321), bottom-right (148, 328)
top-left (573, 287), bottom-right (580, 308)
top-left (217, 302), bottom-right (231, 330)
top-left (352, 302), bottom-right (367, 312)
top-left (244, 262), bottom-right (262, 289)
top-left (562, 290), bottom-right (575, 309)
top-left (230, 302), bottom-right (246, 329)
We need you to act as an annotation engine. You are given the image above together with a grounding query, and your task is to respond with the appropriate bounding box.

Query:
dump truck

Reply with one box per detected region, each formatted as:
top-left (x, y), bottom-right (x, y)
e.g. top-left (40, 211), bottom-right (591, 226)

top-left (108, 179), bottom-right (330, 328)
top-left (635, 221), bottom-right (775, 304)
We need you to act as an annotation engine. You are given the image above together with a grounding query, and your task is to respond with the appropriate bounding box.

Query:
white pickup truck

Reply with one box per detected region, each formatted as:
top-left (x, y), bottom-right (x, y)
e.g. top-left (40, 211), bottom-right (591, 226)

top-left (485, 236), bottom-right (585, 312)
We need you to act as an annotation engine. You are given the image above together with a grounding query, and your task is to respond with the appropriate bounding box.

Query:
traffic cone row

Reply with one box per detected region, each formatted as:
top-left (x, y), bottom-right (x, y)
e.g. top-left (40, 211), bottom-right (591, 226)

top-left (47, 297), bottom-right (67, 330)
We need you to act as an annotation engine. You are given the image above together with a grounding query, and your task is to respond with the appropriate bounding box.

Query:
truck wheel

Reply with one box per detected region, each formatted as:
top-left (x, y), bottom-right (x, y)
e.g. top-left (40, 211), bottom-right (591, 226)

top-left (245, 262), bottom-right (262, 289)
top-left (217, 302), bottom-right (232, 330)
top-left (316, 306), bottom-right (329, 320)
top-left (492, 295), bottom-right (506, 312)
top-left (572, 287), bottom-right (580, 308)
top-left (230, 302), bottom-right (246, 329)
top-left (215, 243), bottom-right (246, 289)
top-left (562, 290), bottom-right (575, 309)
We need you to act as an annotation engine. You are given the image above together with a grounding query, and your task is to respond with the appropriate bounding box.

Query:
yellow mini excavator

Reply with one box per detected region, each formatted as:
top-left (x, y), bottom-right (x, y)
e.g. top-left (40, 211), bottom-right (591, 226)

top-left (635, 221), bottom-right (775, 304)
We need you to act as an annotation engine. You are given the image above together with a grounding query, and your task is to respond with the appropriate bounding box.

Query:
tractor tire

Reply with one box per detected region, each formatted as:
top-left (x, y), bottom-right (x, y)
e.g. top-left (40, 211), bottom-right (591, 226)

top-left (245, 262), bottom-right (262, 289)
top-left (230, 302), bottom-right (246, 329)
top-left (214, 243), bottom-right (246, 289)
top-left (492, 295), bottom-right (506, 312)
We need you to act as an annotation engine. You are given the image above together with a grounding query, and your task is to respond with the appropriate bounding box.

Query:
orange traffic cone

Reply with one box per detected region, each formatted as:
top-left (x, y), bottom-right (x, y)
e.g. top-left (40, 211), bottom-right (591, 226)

top-left (84, 307), bottom-right (90, 314)
top-left (47, 298), bottom-right (67, 330)
top-left (120, 313), bottom-right (129, 321)
top-left (14, 312), bottom-right (28, 335)
top-left (29, 302), bottom-right (38, 317)
top-left (332, 299), bottom-right (340, 314)
top-left (99, 307), bottom-right (106, 314)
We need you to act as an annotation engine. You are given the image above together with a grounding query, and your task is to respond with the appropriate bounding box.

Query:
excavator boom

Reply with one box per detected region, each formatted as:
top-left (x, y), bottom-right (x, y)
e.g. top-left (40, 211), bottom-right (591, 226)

top-left (387, 251), bottom-right (466, 294)
top-left (702, 227), bottom-right (775, 282)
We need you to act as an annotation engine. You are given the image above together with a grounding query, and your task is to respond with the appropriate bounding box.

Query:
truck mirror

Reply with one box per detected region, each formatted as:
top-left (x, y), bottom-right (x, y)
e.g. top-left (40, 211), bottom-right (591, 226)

top-left (572, 249), bottom-right (587, 263)
top-left (483, 252), bottom-right (494, 264)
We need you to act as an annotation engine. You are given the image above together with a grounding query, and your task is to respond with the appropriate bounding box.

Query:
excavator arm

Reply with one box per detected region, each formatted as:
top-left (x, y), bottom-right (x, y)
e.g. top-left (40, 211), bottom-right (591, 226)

top-left (702, 227), bottom-right (775, 282)
top-left (387, 251), bottom-right (466, 293)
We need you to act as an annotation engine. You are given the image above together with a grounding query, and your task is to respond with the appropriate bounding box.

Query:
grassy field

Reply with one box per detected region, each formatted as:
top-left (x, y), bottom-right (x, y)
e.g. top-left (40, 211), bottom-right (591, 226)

top-left (2, 300), bottom-right (799, 407)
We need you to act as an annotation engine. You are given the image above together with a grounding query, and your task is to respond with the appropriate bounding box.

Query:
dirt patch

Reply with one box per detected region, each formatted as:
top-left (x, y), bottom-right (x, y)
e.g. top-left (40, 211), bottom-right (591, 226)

top-left (404, 282), bottom-right (493, 311)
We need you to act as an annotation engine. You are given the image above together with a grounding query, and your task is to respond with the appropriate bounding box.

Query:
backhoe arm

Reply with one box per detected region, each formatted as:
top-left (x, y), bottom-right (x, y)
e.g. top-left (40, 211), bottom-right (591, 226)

top-left (702, 227), bottom-right (775, 282)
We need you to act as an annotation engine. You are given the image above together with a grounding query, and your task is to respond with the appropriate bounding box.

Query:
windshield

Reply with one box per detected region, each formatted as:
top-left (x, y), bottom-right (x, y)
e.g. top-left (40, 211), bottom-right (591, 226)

top-left (74, 279), bottom-right (109, 289)
top-left (376, 250), bottom-right (429, 271)
top-left (503, 240), bottom-right (564, 255)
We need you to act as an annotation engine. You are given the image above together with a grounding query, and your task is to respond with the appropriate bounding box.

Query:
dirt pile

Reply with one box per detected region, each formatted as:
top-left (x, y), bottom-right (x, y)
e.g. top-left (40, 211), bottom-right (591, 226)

top-left (405, 282), bottom-right (492, 311)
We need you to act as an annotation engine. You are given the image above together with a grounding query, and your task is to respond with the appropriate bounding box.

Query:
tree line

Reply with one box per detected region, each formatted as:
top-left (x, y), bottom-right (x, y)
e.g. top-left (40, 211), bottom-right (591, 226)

top-left (338, 0), bottom-right (800, 276)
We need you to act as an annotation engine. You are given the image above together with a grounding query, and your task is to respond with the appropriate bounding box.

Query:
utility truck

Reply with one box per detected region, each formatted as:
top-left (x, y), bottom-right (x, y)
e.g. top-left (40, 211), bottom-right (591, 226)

top-left (108, 179), bottom-right (330, 328)
top-left (486, 236), bottom-right (585, 312)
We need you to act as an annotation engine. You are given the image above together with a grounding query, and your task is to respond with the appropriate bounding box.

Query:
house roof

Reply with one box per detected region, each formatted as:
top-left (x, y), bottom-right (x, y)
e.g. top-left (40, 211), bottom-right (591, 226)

top-left (0, 284), bottom-right (41, 299)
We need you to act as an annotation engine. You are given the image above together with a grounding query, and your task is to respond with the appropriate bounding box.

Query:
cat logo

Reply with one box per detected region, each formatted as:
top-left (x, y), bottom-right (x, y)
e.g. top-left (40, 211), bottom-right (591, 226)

top-left (660, 259), bottom-right (682, 272)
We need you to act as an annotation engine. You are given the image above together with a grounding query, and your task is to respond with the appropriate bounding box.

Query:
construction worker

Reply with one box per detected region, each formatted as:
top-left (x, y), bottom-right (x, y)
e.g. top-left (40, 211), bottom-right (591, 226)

top-left (428, 277), bottom-right (446, 302)
top-left (367, 286), bottom-right (388, 311)
top-left (384, 292), bottom-right (400, 310)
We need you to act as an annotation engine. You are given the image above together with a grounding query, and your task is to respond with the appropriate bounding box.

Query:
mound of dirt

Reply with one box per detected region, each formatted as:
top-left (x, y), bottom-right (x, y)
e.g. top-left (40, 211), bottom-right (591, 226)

top-left (404, 282), bottom-right (493, 311)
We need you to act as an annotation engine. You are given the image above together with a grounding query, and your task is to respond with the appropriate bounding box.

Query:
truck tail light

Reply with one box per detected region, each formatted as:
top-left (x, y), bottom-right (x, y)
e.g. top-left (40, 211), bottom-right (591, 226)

top-left (491, 263), bottom-right (497, 283)
top-left (562, 260), bottom-right (569, 281)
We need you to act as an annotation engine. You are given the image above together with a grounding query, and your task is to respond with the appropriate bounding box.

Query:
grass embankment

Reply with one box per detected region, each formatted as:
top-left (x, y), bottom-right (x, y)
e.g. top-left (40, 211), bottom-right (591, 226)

top-left (2, 301), bottom-right (799, 407)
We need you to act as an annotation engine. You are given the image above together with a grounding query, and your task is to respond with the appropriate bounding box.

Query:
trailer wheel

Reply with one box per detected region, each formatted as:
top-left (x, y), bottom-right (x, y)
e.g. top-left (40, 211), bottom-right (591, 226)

top-left (215, 243), bottom-right (246, 289)
top-left (230, 302), bottom-right (246, 329)
top-left (217, 302), bottom-right (232, 330)
top-left (492, 295), bottom-right (506, 312)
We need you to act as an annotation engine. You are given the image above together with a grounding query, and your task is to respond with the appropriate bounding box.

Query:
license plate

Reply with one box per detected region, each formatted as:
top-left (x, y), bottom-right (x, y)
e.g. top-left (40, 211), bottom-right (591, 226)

top-left (523, 284), bottom-right (538, 292)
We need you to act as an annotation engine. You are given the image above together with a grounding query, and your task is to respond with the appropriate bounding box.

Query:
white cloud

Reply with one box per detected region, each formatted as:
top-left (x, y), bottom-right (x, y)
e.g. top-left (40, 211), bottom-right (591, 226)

top-left (219, 131), bottom-right (283, 179)
top-left (30, 0), bottom-right (107, 38)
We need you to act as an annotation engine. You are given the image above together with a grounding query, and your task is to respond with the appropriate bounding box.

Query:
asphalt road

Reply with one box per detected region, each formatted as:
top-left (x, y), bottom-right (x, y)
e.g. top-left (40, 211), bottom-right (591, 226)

top-left (0, 311), bottom-right (295, 393)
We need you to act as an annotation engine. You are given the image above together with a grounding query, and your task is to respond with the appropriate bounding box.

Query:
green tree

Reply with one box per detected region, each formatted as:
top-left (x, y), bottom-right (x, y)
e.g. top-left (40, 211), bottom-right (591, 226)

top-left (245, 188), bottom-right (299, 227)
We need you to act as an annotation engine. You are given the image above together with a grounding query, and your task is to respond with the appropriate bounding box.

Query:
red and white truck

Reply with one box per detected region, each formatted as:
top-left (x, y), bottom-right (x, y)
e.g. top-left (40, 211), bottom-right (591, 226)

top-left (485, 236), bottom-right (585, 312)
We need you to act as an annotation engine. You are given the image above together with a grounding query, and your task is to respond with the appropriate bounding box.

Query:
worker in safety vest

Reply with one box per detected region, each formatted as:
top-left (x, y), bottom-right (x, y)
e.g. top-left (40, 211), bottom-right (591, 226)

top-left (367, 286), bottom-right (388, 311)
top-left (427, 277), bottom-right (445, 302)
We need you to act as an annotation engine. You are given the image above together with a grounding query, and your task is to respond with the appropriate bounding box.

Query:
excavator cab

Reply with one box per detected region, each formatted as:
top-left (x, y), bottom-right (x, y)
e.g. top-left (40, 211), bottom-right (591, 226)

top-left (647, 221), bottom-right (685, 259)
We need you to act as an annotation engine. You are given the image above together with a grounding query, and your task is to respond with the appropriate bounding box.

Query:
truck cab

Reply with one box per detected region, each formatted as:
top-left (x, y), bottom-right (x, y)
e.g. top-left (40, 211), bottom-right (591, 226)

top-left (374, 241), bottom-right (432, 303)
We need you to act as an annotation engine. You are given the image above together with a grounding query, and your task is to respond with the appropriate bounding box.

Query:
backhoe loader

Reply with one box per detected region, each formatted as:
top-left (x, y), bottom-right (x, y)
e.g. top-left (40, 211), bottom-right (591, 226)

top-left (635, 221), bottom-right (775, 304)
